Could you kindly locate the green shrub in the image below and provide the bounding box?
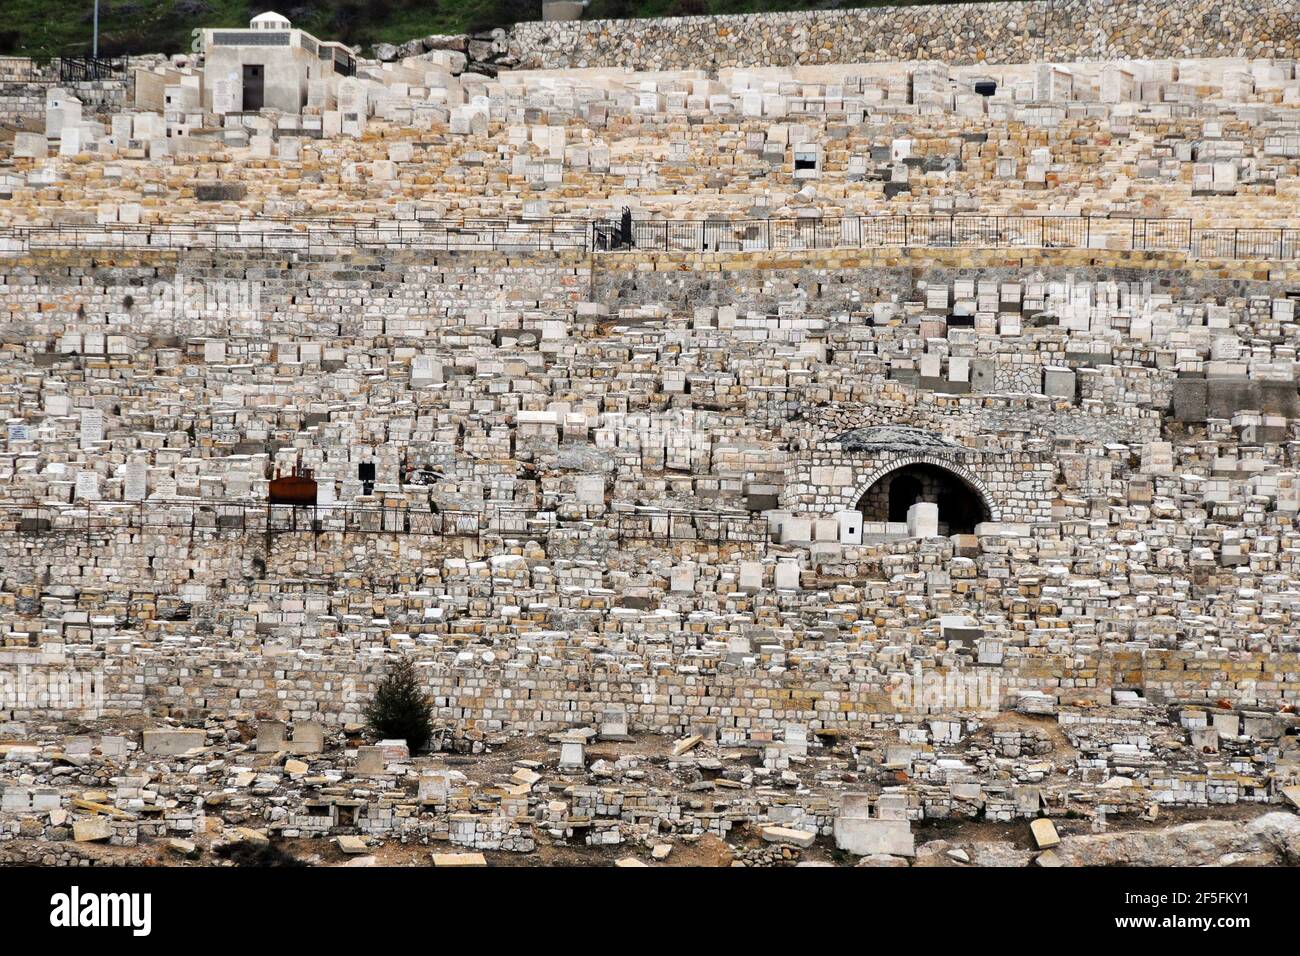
[364,656,434,753]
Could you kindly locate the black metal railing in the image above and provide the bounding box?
[58,56,130,83]
[592,214,1300,261]
[1191,227,1300,261]
[1,217,591,254]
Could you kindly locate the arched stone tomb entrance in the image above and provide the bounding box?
[781,426,1051,546]
[856,461,992,536]
[820,427,1013,544]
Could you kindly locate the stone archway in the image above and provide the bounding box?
[850,455,1000,531]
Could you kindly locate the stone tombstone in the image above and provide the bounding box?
[599,705,629,739]
[80,408,103,449]
[558,740,585,770]
[833,792,915,857]
[256,721,288,752]
[212,74,241,115]
[907,502,939,538]
[355,746,386,774]
[835,509,863,544]
[575,475,604,505]
[337,78,367,118]
[418,771,456,802]
[124,460,148,501]
[75,471,100,501]
[412,355,439,386]
[13,132,48,159]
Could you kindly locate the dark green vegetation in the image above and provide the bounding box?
[364,656,435,754]
[1,0,977,60]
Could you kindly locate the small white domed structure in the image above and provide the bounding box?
[250,11,291,30]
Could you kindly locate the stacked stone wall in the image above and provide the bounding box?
[508,0,1300,71]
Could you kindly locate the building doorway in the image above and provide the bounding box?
[242,64,265,111]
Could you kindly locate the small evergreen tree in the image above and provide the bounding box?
[364,657,434,753]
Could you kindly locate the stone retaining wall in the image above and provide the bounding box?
[8,643,1299,729]
[591,246,1300,313]
[0,248,590,340]
[0,79,128,125]
[12,245,1294,345]
[507,0,1300,71]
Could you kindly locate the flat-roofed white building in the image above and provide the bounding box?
[200,11,355,115]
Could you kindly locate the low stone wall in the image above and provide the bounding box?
[8,642,1299,729]
[507,0,1300,71]
[0,79,128,124]
[591,246,1300,314]
[0,248,590,340]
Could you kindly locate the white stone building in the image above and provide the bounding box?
[200,11,355,115]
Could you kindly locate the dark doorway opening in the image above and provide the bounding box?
[887,474,923,523]
[242,64,265,111]
[358,462,375,496]
[858,463,990,535]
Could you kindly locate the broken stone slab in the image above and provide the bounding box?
[762,825,816,848]
[142,728,206,755]
[71,798,133,820]
[336,835,369,855]
[1030,818,1061,849]
[230,827,269,847]
[672,734,702,756]
[614,857,650,867]
[834,817,915,858]
[432,852,487,866]
[73,817,112,842]
[511,767,541,787]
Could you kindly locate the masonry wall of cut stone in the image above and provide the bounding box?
[0,249,590,340]
[8,643,1300,729]
[784,446,1056,523]
[591,248,1300,314]
[0,79,129,124]
[507,0,1300,71]
[4,246,1293,341]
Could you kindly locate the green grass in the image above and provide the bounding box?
[1,0,983,61]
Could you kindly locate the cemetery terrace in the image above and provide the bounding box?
[0,4,1298,868]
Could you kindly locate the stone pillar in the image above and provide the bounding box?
[906,502,939,538]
